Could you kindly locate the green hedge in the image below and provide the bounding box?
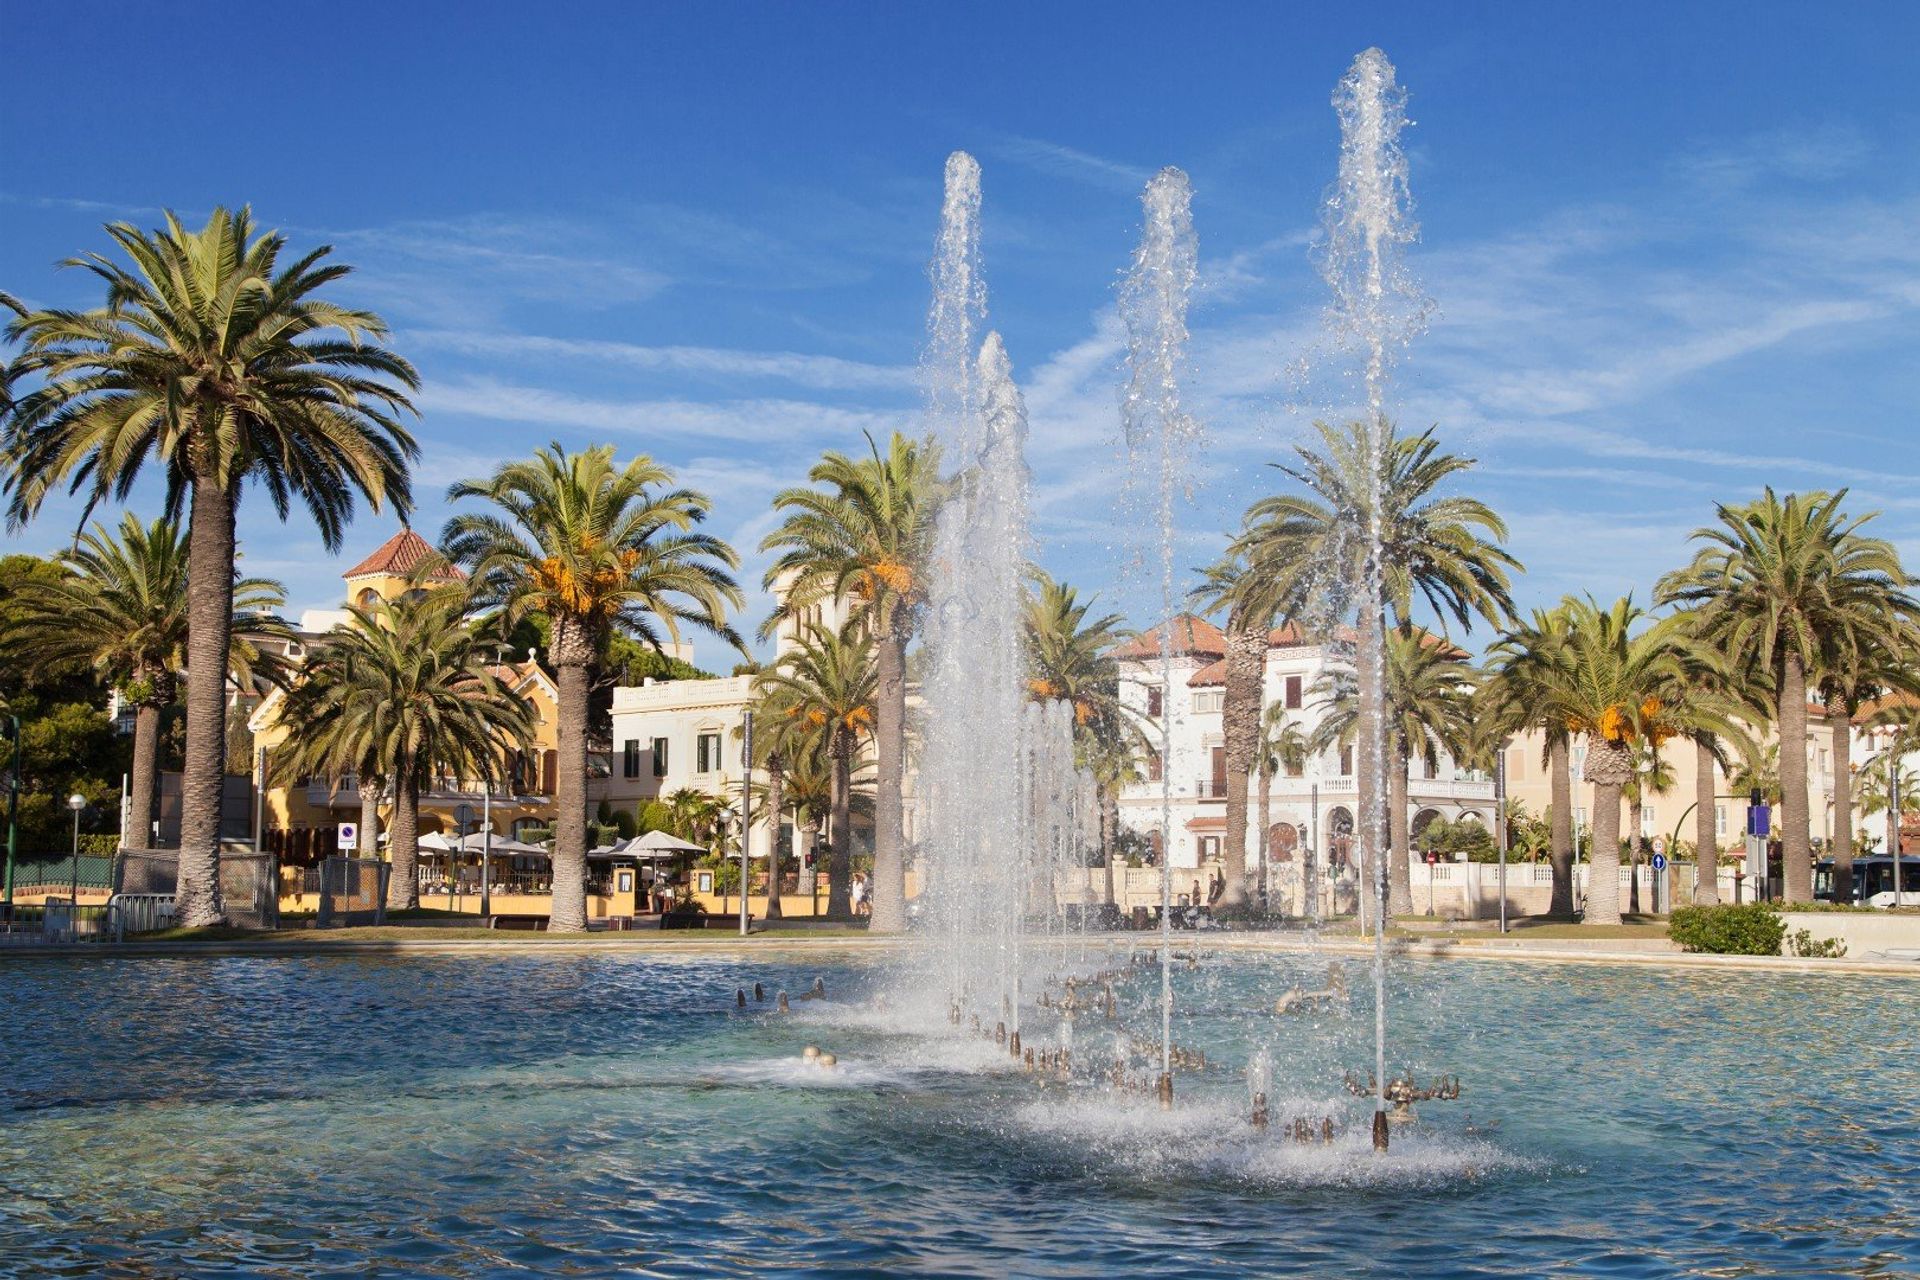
[1669,902,1786,955]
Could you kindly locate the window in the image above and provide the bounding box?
[1339,746,1354,776]
[651,738,668,778]
[1285,675,1303,709]
[1642,806,1655,835]
[1192,689,1223,713]
[1286,755,1304,779]
[696,731,722,773]
[1716,805,1727,837]
[1199,836,1220,861]
[1146,686,1164,718]
[1147,750,1163,782]
[623,740,641,779]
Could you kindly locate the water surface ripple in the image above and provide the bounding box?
[1,953,1914,1277]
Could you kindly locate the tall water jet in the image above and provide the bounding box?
[1118,166,1200,1096]
[1320,47,1431,1150]
[913,153,1100,1036]
[922,151,986,442]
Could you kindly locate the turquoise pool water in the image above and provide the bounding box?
[1,950,1914,1277]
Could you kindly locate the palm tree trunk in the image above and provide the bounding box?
[869,623,908,933]
[1355,613,1388,925]
[764,763,785,920]
[1549,736,1574,916]
[386,778,420,911]
[1389,742,1414,914]
[1694,736,1719,905]
[176,472,236,928]
[1586,779,1625,925]
[1257,754,1274,914]
[358,783,380,857]
[1218,619,1265,911]
[828,740,852,920]
[1628,796,1643,913]
[1779,654,1813,902]
[1584,739,1633,926]
[549,626,592,933]
[1830,699,1854,903]
[127,696,162,850]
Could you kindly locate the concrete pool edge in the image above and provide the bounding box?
[4,929,1919,976]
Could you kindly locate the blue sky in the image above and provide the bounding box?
[6,2,1920,665]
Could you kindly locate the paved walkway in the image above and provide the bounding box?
[3,926,1917,976]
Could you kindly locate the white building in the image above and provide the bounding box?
[603,574,859,872]
[1113,614,1496,882]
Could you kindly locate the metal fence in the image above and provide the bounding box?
[0,899,113,943]
[317,857,389,927]
[9,855,116,895]
[113,849,280,930]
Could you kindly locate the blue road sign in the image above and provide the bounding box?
[1651,852,1668,872]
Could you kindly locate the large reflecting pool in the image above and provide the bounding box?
[1,948,1915,1277]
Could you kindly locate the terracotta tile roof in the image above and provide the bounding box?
[343,530,465,582]
[1114,614,1226,660]
[1189,658,1227,688]
[1830,691,1920,724]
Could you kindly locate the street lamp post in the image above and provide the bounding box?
[67,793,86,938]
[3,714,20,915]
[739,709,754,938]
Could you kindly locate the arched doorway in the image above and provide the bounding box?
[1412,809,1444,841]
[1327,807,1354,872]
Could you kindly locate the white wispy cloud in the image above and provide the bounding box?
[403,329,914,393]
[416,378,900,446]
[1675,123,1873,190]
[992,135,1153,190]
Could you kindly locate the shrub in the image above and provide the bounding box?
[79,833,121,857]
[1786,928,1848,959]
[1669,902,1786,955]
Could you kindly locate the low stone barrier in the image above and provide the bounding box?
[1776,911,1920,958]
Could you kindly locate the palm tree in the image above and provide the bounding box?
[761,432,940,935]
[781,746,836,901]
[1315,626,1476,914]
[1527,597,1743,925]
[1023,570,1140,909]
[1253,701,1311,912]
[0,290,23,417]
[1658,489,1920,903]
[739,693,815,920]
[275,587,535,910]
[444,444,743,932]
[1190,553,1284,912]
[752,621,877,920]
[4,514,286,851]
[3,209,417,926]
[1814,623,1919,901]
[1485,606,1579,915]
[1234,419,1517,917]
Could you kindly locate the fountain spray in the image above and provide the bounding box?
[1119,167,1200,1103]
[1321,48,1431,1151]
[916,152,1100,1035]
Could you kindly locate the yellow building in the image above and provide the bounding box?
[248,530,626,916]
